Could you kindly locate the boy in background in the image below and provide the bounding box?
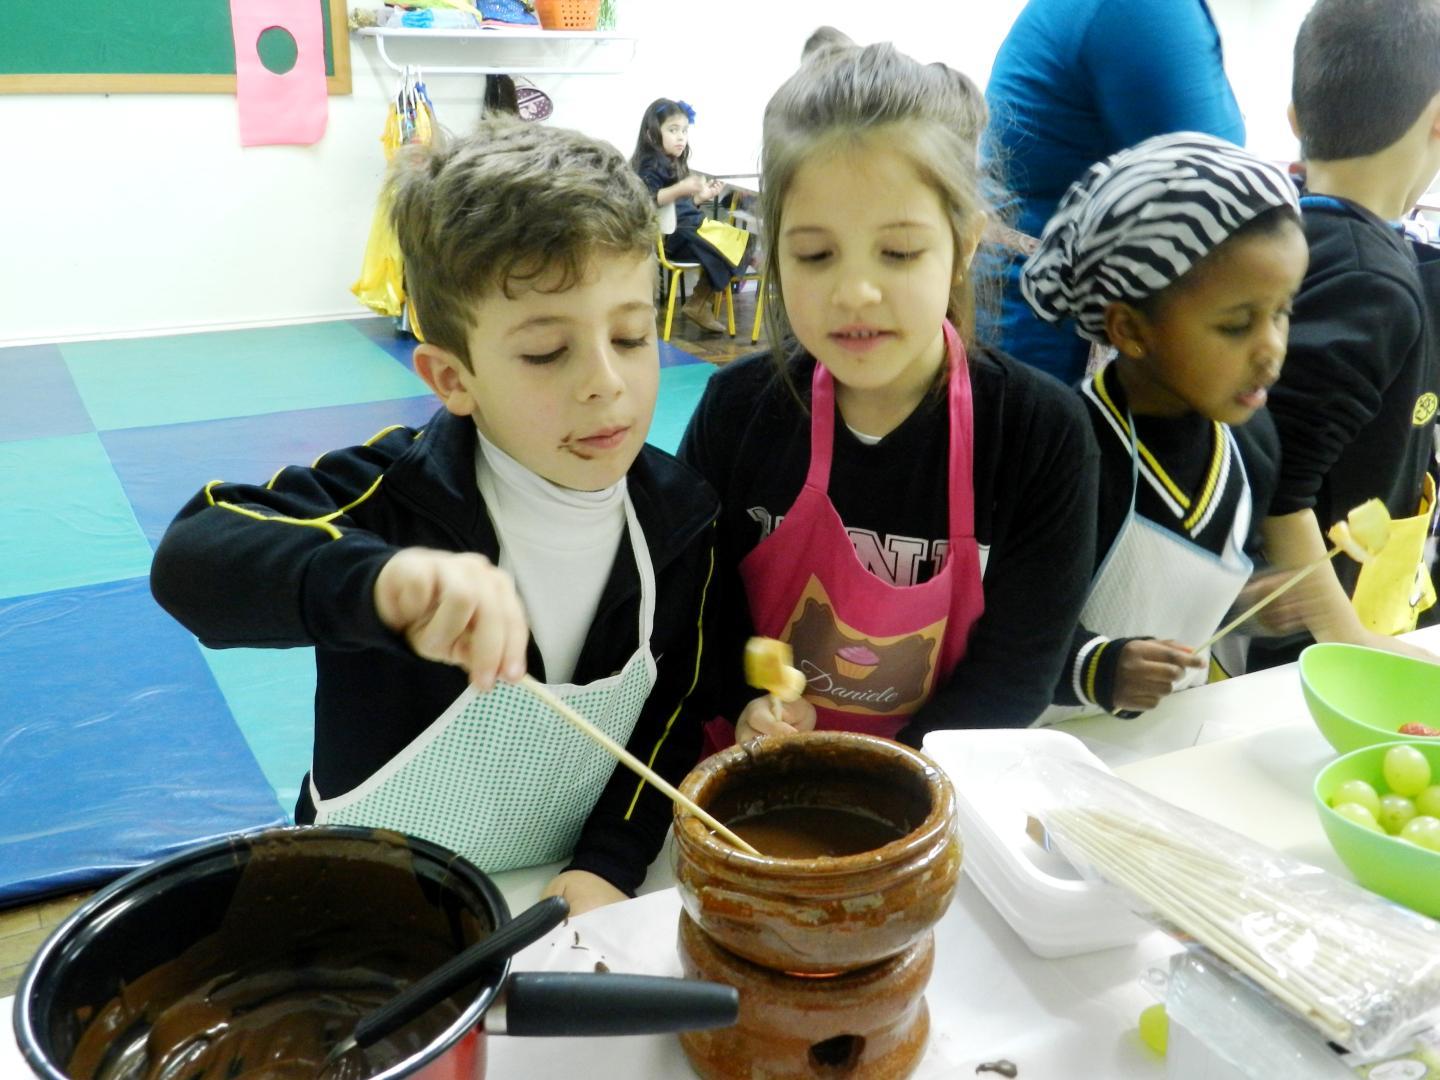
[152,120,719,915]
[1254,0,1440,668]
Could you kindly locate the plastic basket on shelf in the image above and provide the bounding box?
[534,0,600,29]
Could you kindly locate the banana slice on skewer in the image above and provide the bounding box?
[1326,498,1392,563]
[1195,498,1397,654]
[744,637,807,702]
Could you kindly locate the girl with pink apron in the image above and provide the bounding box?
[703,322,985,750]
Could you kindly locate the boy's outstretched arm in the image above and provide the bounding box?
[151,429,530,688]
[151,440,408,653]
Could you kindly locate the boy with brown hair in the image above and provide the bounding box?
[152,119,719,915]
[1253,0,1440,668]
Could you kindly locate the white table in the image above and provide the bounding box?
[7,629,1437,1079]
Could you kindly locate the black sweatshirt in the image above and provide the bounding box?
[1267,196,1439,588]
[150,408,718,895]
[1252,195,1440,667]
[678,346,1100,746]
[1053,364,1281,710]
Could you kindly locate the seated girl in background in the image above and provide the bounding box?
[630,98,751,334]
[1021,133,1309,719]
[679,32,1100,749]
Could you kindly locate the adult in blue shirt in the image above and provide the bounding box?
[985,0,1245,384]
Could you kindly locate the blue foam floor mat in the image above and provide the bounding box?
[0,578,286,904]
[0,317,714,908]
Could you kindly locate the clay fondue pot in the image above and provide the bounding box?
[672,732,961,976]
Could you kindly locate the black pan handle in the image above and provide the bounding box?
[350,896,569,1051]
[485,972,739,1037]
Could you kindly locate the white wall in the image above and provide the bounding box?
[1211,0,1313,162]
[0,0,1305,347]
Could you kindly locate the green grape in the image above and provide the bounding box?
[1401,815,1440,853]
[1333,801,1384,832]
[1383,745,1432,797]
[1415,785,1440,818]
[1331,779,1381,818]
[1378,794,1418,835]
[1137,1003,1168,1056]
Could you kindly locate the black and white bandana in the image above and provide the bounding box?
[1020,132,1300,344]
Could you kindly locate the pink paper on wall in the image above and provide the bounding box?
[229,0,328,146]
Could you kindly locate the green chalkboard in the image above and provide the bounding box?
[0,1,350,94]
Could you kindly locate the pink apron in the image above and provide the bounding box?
[706,321,985,750]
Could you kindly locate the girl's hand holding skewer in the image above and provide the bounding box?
[736,694,817,742]
[738,637,814,742]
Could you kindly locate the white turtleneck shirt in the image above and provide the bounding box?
[475,431,628,685]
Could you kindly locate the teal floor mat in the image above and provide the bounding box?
[62,322,430,431]
[649,362,715,455]
[0,434,154,599]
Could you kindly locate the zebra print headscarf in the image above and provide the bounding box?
[1020,132,1300,344]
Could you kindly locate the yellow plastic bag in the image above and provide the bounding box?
[697,218,750,268]
[350,192,407,318]
[351,72,436,316]
[1352,473,1438,635]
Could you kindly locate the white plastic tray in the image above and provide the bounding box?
[923,728,1150,958]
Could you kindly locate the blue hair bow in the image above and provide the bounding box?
[658,100,697,124]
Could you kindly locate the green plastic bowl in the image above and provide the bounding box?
[1313,739,1440,917]
[1299,643,1440,753]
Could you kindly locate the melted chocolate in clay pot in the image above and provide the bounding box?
[728,805,906,860]
[63,832,487,1080]
[673,732,962,1079]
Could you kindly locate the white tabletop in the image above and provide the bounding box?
[8,629,1438,1079]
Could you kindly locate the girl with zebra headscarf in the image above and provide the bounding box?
[1023,132,1309,720]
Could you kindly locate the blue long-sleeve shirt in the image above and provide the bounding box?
[985,0,1245,383]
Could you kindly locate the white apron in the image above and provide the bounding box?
[1036,376,1253,725]
[312,489,658,874]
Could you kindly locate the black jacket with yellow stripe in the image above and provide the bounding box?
[1251,194,1440,669]
[1266,196,1440,593]
[151,406,719,895]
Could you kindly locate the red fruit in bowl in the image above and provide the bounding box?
[1398,723,1440,737]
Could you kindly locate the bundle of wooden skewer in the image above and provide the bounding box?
[1036,759,1440,1056]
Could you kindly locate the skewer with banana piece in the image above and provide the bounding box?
[1193,498,1393,653]
[743,637,807,729]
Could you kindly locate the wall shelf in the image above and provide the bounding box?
[354,27,636,76]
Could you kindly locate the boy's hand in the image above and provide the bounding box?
[1112,639,1206,712]
[374,547,529,691]
[735,694,817,744]
[541,869,627,917]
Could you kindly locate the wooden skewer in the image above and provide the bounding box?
[1050,811,1355,1038]
[518,675,761,856]
[1192,547,1343,654]
[1068,809,1440,954]
[1049,807,1440,1042]
[767,693,788,726]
